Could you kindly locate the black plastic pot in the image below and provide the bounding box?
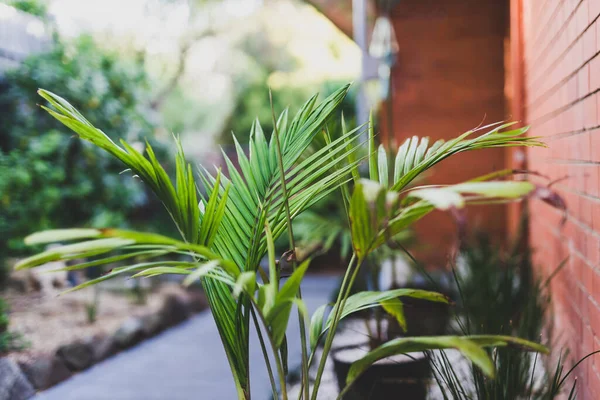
[332,343,430,400]
[388,295,450,339]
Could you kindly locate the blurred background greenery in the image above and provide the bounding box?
[0,0,359,268]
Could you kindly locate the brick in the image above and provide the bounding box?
[568,74,578,105]
[593,272,600,321]
[590,166,600,197]
[584,22,598,62]
[589,235,600,266]
[580,63,591,95]
[585,322,594,351]
[592,0,600,24]
[593,364,600,388]
[585,94,598,128]
[584,164,599,195]
[591,56,600,91]
[578,0,591,33]
[591,129,600,161]
[593,199,600,230]
[581,196,594,228]
[585,262,595,297]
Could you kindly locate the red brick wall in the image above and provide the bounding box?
[385,0,509,265]
[520,0,600,397]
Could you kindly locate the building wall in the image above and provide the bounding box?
[385,0,509,265]
[521,0,600,397]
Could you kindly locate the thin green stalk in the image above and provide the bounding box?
[270,91,310,399]
[296,253,356,400]
[310,253,360,400]
[250,306,278,399]
[321,127,351,213]
[297,257,353,400]
[250,299,288,400]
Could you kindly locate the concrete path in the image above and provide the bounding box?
[35,275,339,400]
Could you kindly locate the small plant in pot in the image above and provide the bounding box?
[17,85,559,399]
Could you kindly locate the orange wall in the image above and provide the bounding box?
[384,0,509,265]
[521,0,600,397]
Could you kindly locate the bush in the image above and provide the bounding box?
[0,299,7,334]
[0,298,26,353]
[220,78,356,146]
[0,35,169,259]
[218,28,356,145]
[2,0,47,17]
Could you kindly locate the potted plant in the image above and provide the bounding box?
[17,85,554,399]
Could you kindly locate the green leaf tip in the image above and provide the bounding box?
[25,228,102,245]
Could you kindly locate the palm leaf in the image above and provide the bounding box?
[364,121,544,190]
[200,85,361,274]
[38,89,248,396]
[369,180,536,252]
[344,335,548,392]
[309,288,450,350]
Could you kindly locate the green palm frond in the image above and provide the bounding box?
[199,84,362,273]
[37,89,250,395]
[309,288,449,350]
[366,121,545,190]
[349,178,536,259]
[38,89,201,243]
[15,228,236,290]
[197,87,361,394]
[343,335,548,395]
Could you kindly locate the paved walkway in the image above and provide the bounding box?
[36,275,339,400]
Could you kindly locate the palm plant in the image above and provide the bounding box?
[17,85,553,399]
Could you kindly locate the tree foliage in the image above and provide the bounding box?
[0,35,169,258]
[2,0,47,17]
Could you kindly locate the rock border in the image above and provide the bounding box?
[0,288,208,399]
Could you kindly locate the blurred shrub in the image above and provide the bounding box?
[0,299,7,334]
[0,35,169,259]
[0,298,26,353]
[220,77,356,146]
[219,26,356,145]
[2,0,47,17]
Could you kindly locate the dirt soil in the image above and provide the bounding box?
[3,283,186,364]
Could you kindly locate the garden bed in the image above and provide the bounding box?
[6,285,161,362]
[1,282,208,397]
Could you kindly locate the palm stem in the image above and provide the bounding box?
[310,253,360,399]
[250,306,278,399]
[250,300,288,400]
[270,91,310,399]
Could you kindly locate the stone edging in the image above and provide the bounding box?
[0,289,208,400]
